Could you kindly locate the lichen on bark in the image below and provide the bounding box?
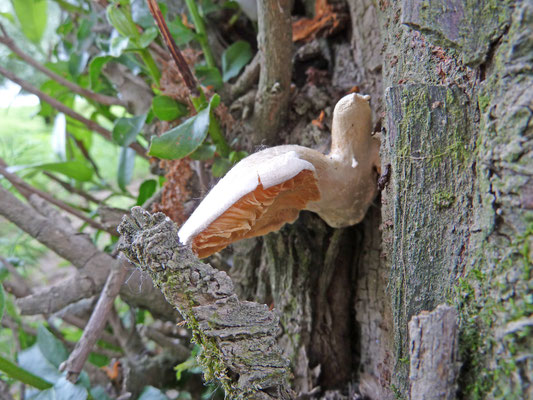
[118,207,294,399]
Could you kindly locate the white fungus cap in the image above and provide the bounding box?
[178,150,315,245]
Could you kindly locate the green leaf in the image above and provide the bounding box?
[136,179,157,206]
[152,95,188,121]
[222,40,252,81]
[37,326,68,369]
[34,377,88,400]
[168,16,197,46]
[112,114,146,146]
[89,56,112,88]
[52,113,67,160]
[138,386,168,400]
[139,26,158,48]
[0,354,53,390]
[229,150,248,164]
[118,147,136,191]
[149,94,220,160]
[212,157,232,177]
[195,66,223,90]
[91,386,113,400]
[9,161,93,182]
[11,0,48,43]
[18,345,62,384]
[68,51,89,77]
[106,4,140,39]
[189,144,216,160]
[109,36,130,57]
[0,12,16,23]
[0,285,5,322]
[130,0,155,28]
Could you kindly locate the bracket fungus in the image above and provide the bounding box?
[178,93,381,258]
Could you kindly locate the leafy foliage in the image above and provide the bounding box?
[0,0,254,397]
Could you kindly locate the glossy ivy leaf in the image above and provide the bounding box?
[89,56,112,88]
[112,114,146,146]
[136,179,157,206]
[189,144,216,160]
[138,386,168,400]
[149,94,220,160]
[118,147,136,191]
[18,345,62,384]
[212,157,232,177]
[195,66,223,90]
[222,40,252,81]
[139,26,158,48]
[152,96,188,121]
[11,0,48,43]
[34,377,88,400]
[8,161,93,182]
[37,326,68,369]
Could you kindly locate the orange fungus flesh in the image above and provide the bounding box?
[192,170,320,258]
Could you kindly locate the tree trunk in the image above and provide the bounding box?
[233,0,532,398]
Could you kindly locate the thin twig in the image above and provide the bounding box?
[61,314,120,347]
[0,65,148,160]
[0,162,113,235]
[43,172,102,205]
[146,0,199,95]
[0,25,126,107]
[62,257,129,383]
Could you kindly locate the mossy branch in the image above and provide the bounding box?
[118,207,295,399]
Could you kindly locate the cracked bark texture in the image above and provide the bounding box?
[117,207,294,400]
[380,0,532,398]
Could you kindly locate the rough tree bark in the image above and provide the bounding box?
[110,0,530,398]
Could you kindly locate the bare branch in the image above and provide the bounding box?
[0,26,126,107]
[0,256,31,297]
[62,257,129,383]
[253,0,293,144]
[0,162,113,234]
[0,65,148,160]
[0,185,179,319]
[118,207,294,399]
[43,172,101,205]
[408,304,461,400]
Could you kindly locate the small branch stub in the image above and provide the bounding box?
[408,304,461,400]
[118,207,294,399]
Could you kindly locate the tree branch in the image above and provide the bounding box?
[0,185,179,319]
[43,172,101,205]
[118,207,294,399]
[253,0,293,144]
[146,0,199,96]
[0,65,148,160]
[0,25,126,107]
[0,163,113,234]
[62,257,129,383]
[408,304,461,400]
